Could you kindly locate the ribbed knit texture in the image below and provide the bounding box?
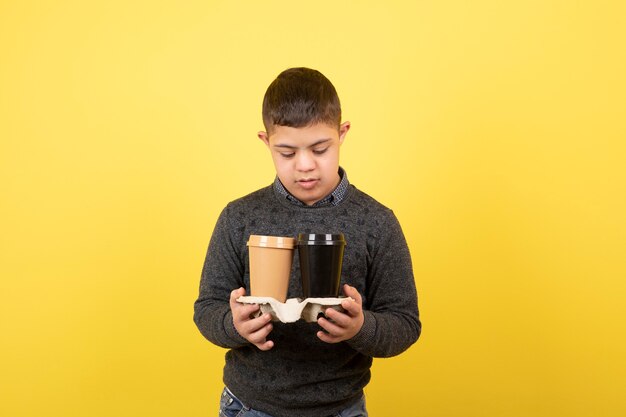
[194,184,421,417]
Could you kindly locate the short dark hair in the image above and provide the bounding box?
[262,67,341,134]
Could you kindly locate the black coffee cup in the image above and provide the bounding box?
[297,233,346,298]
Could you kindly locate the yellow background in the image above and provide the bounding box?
[1,1,625,416]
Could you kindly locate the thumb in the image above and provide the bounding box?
[230,287,246,304]
[342,284,362,305]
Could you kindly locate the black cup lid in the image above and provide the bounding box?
[296,233,346,245]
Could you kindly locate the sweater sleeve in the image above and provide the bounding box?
[193,204,250,349]
[346,211,421,357]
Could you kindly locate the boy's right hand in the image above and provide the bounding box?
[229,287,274,351]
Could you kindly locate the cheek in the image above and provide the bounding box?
[320,152,339,171]
[272,157,291,176]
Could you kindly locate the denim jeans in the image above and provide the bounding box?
[219,386,368,417]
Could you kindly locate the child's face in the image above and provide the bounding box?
[258,122,350,206]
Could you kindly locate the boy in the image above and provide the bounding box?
[194,67,421,417]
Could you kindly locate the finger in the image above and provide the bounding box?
[230,287,246,301]
[317,316,345,337]
[247,321,274,344]
[341,298,362,317]
[342,284,362,305]
[341,286,363,316]
[233,303,260,322]
[239,310,270,329]
[229,287,246,309]
[255,339,274,351]
[317,330,341,344]
[246,319,275,351]
[323,307,351,327]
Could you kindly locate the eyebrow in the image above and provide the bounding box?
[273,138,332,150]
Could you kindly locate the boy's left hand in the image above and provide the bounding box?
[317,284,364,344]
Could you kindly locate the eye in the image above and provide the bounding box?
[280,152,295,158]
[313,148,328,155]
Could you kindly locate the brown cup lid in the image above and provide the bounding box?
[247,235,296,249]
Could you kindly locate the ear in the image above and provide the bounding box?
[257,131,270,147]
[338,121,351,145]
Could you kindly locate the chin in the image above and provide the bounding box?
[296,193,321,206]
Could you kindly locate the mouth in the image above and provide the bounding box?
[296,178,319,190]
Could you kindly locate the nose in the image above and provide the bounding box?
[295,151,315,172]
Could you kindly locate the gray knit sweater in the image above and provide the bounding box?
[194,184,421,417]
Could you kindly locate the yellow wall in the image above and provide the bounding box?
[1,1,625,416]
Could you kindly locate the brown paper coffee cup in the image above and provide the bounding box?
[247,235,296,302]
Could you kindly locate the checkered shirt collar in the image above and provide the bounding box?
[273,167,349,207]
